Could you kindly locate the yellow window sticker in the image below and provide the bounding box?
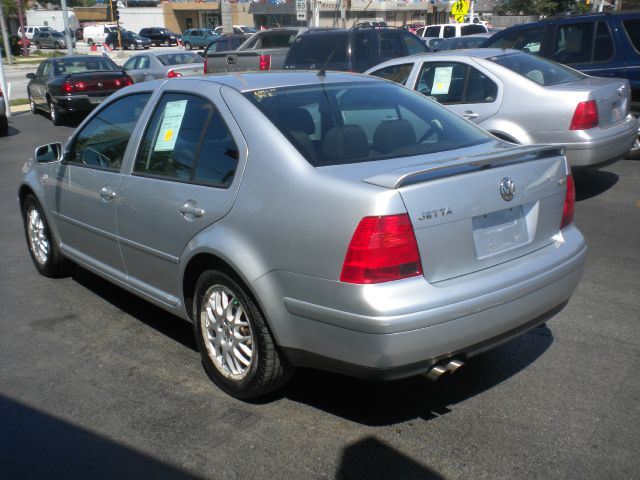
[432,66,453,95]
[154,100,188,152]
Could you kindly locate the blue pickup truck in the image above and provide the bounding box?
[484,11,640,156]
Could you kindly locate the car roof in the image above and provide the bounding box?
[128,71,378,94]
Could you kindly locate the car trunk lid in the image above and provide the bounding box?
[362,145,568,283]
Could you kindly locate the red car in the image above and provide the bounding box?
[403,23,425,34]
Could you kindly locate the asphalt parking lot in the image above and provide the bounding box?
[1,112,639,479]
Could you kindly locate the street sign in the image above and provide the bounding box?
[451,0,469,23]
[296,0,307,21]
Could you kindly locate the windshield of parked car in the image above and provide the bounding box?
[488,52,585,86]
[244,81,491,167]
[53,57,119,75]
[157,52,203,65]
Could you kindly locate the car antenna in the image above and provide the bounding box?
[317,0,373,78]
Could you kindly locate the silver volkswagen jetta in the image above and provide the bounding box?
[19,72,587,399]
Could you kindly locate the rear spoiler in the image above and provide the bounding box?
[363,145,565,189]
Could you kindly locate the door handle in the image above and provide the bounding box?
[180,201,204,219]
[99,186,116,201]
[461,111,479,119]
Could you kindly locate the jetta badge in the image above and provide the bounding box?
[500,177,516,201]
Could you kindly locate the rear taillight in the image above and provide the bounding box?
[167,69,182,78]
[561,175,575,229]
[124,76,133,86]
[340,214,423,284]
[570,100,598,130]
[259,54,271,71]
[63,81,73,93]
[204,57,208,74]
[75,81,86,91]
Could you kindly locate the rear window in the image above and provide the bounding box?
[53,57,119,75]
[485,26,544,54]
[244,81,490,167]
[489,52,585,86]
[260,33,297,48]
[288,33,347,64]
[157,52,203,66]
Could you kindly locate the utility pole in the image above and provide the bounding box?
[0,0,13,65]
[60,0,74,56]
[16,0,28,57]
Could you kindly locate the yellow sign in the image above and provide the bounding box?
[452,0,469,23]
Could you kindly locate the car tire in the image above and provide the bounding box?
[29,94,37,114]
[184,42,192,50]
[48,99,63,126]
[164,39,171,47]
[35,41,41,49]
[22,194,72,278]
[193,270,293,399]
[0,116,7,136]
[128,43,136,51]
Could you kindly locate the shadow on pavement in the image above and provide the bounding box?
[3,124,20,136]
[337,437,444,480]
[574,169,619,201]
[284,323,554,426]
[0,394,197,479]
[71,267,197,352]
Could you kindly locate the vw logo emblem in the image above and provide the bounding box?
[97,82,103,88]
[500,177,516,201]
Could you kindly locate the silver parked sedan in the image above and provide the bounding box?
[366,49,638,169]
[19,72,587,399]
[122,51,204,82]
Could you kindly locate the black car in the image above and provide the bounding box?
[105,31,152,50]
[139,27,179,46]
[284,27,428,73]
[26,56,133,125]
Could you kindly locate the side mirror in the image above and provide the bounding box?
[26,72,35,80]
[34,143,62,163]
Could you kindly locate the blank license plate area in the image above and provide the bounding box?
[473,206,528,258]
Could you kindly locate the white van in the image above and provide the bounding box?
[415,23,488,49]
[20,26,56,40]
[83,24,119,46]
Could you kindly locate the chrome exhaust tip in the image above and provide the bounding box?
[445,359,466,375]
[425,364,449,381]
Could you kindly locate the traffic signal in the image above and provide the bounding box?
[110,0,120,22]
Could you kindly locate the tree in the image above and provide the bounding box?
[1,0,17,16]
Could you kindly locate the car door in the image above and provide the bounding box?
[413,60,500,123]
[30,61,49,108]
[49,93,152,277]
[116,83,246,304]
[123,55,151,82]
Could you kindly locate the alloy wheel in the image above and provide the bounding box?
[26,206,49,265]
[200,285,254,380]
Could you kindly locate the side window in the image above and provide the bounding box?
[487,27,543,55]
[123,57,137,71]
[594,22,614,62]
[443,26,456,39]
[416,61,467,104]
[134,93,239,188]
[553,22,595,64]
[354,31,372,61]
[69,93,151,171]
[42,62,51,78]
[465,67,497,103]
[369,63,414,86]
[138,56,150,69]
[623,19,640,53]
[36,62,46,77]
[425,26,440,37]
[379,32,404,59]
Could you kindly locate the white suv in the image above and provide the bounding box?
[415,23,488,48]
[20,26,56,40]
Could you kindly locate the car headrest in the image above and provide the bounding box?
[373,119,416,155]
[321,125,369,163]
[277,108,315,135]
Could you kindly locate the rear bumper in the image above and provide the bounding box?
[532,115,638,169]
[261,226,587,380]
[53,94,109,113]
